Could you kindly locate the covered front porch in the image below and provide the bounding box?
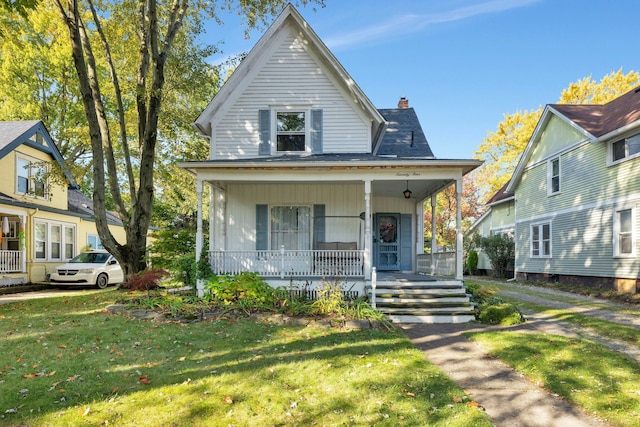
[181,158,479,298]
[0,211,28,287]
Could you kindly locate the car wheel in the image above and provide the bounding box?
[96,273,109,289]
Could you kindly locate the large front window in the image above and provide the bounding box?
[531,222,551,257]
[614,208,635,257]
[276,112,306,152]
[612,133,640,163]
[270,206,310,250]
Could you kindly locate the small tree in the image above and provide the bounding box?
[479,234,514,279]
[466,250,478,275]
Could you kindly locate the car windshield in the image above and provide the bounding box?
[69,252,110,264]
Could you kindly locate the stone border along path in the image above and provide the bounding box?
[403,282,640,427]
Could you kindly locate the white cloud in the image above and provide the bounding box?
[324,0,541,50]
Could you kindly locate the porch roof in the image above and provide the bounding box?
[178,154,481,174]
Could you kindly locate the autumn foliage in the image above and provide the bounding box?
[120,269,169,292]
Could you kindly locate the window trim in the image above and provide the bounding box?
[530,221,552,258]
[608,132,640,166]
[15,154,49,200]
[272,108,310,154]
[33,220,76,262]
[613,206,636,258]
[547,157,560,196]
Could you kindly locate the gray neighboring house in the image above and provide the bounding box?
[506,86,640,293]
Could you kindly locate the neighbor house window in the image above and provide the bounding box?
[34,220,76,261]
[87,234,103,250]
[548,157,560,195]
[270,206,311,250]
[16,156,47,198]
[611,133,640,163]
[531,222,551,257]
[276,112,306,152]
[614,208,635,257]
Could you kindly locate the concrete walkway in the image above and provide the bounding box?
[403,321,608,427]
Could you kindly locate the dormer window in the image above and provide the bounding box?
[277,112,306,152]
[611,133,640,163]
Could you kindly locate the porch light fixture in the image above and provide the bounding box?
[403,181,412,199]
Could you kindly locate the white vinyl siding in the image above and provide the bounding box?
[213,24,370,159]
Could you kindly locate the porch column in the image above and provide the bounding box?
[416,201,424,255]
[20,215,26,273]
[455,178,463,281]
[364,180,372,280]
[430,195,437,276]
[195,178,204,298]
[209,185,215,252]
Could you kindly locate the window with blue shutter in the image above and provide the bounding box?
[256,204,268,250]
[258,110,271,155]
[310,109,323,154]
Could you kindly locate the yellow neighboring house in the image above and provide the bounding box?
[0,120,126,286]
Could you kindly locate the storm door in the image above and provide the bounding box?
[374,214,400,271]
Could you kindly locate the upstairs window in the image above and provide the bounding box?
[611,133,640,163]
[548,157,560,195]
[16,156,47,198]
[276,112,306,152]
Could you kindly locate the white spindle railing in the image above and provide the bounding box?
[0,250,22,273]
[208,249,365,278]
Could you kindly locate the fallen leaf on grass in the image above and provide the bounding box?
[58,345,67,349]
[223,396,233,404]
[139,375,151,385]
[406,392,415,397]
[452,396,463,403]
[22,373,39,379]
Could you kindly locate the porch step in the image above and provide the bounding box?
[367,279,475,324]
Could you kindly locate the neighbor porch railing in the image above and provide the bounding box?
[207,249,364,278]
[0,250,22,273]
[416,251,456,277]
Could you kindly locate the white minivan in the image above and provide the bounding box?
[50,250,124,289]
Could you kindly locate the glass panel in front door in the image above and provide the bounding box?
[377,215,399,270]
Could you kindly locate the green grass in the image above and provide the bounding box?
[468,331,640,427]
[0,290,491,426]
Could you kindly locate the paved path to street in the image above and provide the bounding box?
[403,283,640,427]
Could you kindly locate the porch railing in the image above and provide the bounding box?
[417,251,456,277]
[207,249,364,278]
[0,250,22,273]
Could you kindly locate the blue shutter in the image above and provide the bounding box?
[258,110,271,155]
[256,204,268,250]
[314,204,325,247]
[400,214,412,271]
[310,109,323,154]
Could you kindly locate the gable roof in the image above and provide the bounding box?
[193,4,386,149]
[507,85,640,193]
[376,108,434,158]
[0,120,77,188]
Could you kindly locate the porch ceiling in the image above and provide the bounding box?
[371,179,452,200]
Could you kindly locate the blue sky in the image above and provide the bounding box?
[206,0,640,159]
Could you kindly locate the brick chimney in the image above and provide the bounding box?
[398,96,409,109]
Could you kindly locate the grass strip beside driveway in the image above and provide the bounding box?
[0,290,492,426]
[469,331,640,427]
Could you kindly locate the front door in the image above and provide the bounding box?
[375,214,400,271]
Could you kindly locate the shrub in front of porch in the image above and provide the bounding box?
[465,281,525,326]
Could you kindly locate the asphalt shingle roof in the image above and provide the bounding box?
[551,85,640,138]
[376,108,434,158]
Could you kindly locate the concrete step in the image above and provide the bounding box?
[368,282,463,290]
[376,297,471,307]
[369,288,467,296]
[387,314,476,324]
[382,306,476,315]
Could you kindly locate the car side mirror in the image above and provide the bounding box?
[109,259,118,265]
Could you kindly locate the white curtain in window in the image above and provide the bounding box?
[271,206,310,250]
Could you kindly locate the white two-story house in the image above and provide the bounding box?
[179,5,481,300]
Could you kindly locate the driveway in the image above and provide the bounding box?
[0,288,100,305]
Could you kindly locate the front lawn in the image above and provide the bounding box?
[0,290,491,426]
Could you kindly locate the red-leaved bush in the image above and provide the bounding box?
[121,269,169,292]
